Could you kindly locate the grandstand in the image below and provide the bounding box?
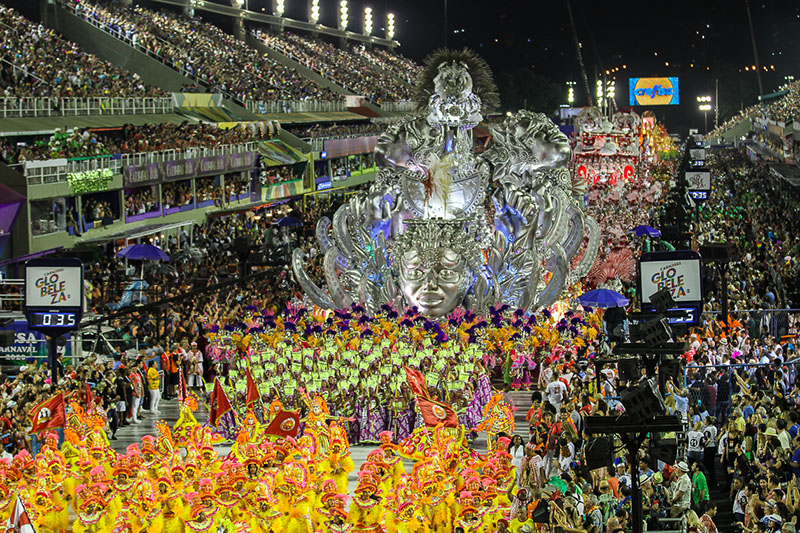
[0,1,420,267]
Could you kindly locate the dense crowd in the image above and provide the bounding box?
[255,30,413,103]
[286,121,383,139]
[68,0,339,103]
[709,81,800,139]
[0,5,165,98]
[3,121,272,163]
[125,186,159,217]
[351,44,422,86]
[700,149,800,311]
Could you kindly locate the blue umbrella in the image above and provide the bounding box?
[577,289,629,308]
[117,244,169,261]
[274,216,303,227]
[630,225,661,238]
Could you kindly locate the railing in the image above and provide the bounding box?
[23,142,258,185]
[246,99,348,114]
[0,279,24,312]
[380,100,417,112]
[300,134,378,153]
[0,97,174,118]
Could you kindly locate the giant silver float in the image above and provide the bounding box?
[293,50,600,317]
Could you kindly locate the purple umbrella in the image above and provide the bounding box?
[577,289,629,309]
[117,244,170,261]
[630,225,661,238]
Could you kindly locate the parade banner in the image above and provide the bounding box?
[124,152,259,186]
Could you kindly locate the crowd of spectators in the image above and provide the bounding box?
[82,197,115,224]
[699,149,800,312]
[0,5,164,98]
[286,121,383,139]
[255,30,413,103]
[194,178,222,204]
[2,121,271,163]
[125,186,159,217]
[68,0,339,104]
[351,44,422,85]
[161,180,193,209]
[709,81,800,139]
[223,173,251,201]
[261,164,304,186]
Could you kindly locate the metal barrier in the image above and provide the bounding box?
[247,100,347,114]
[683,360,800,422]
[23,141,258,185]
[0,97,174,118]
[380,100,417,112]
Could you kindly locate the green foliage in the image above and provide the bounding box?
[67,169,114,195]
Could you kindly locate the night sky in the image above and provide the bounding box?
[272,0,800,132]
[13,0,800,133]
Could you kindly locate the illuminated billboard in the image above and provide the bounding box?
[629,77,680,106]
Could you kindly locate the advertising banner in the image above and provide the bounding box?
[124,163,161,186]
[163,158,197,182]
[685,171,711,190]
[24,265,83,308]
[124,152,259,186]
[629,77,680,106]
[639,257,702,303]
[323,136,379,159]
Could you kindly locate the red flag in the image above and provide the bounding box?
[416,396,459,428]
[263,410,300,438]
[404,366,430,399]
[6,494,36,532]
[208,378,232,428]
[178,367,188,403]
[29,392,66,434]
[245,367,260,406]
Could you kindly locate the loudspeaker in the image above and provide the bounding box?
[639,318,673,346]
[649,288,676,315]
[621,378,667,424]
[700,243,736,262]
[618,358,639,381]
[585,436,612,470]
[649,432,678,464]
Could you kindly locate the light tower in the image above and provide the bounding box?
[386,12,395,39]
[364,7,373,35]
[338,0,348,31]
[274,0,285,16]
[309,0,319,23]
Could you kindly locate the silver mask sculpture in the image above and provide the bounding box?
[293,49,600,317]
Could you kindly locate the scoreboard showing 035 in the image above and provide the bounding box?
[24,257,84,334]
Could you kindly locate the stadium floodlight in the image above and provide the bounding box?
[698,104,712,111]
[364,7,373,35]
[310,0,320,23]
[566,81,575,105]
[387,12,395,39]
[274,0,285,16]
[696,95,712,103]
[606,79,616,100]
[339,0,349,30]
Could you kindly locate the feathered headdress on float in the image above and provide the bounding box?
[413,48,500,114]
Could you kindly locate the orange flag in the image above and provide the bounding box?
[208,378,232,428]
[404,365,430,399]
[29,392,66,434]
[245,367,260,406]
[263,410,300,438]
[416,396,459,428]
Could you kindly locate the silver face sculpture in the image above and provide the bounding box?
[292,49,599,317]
